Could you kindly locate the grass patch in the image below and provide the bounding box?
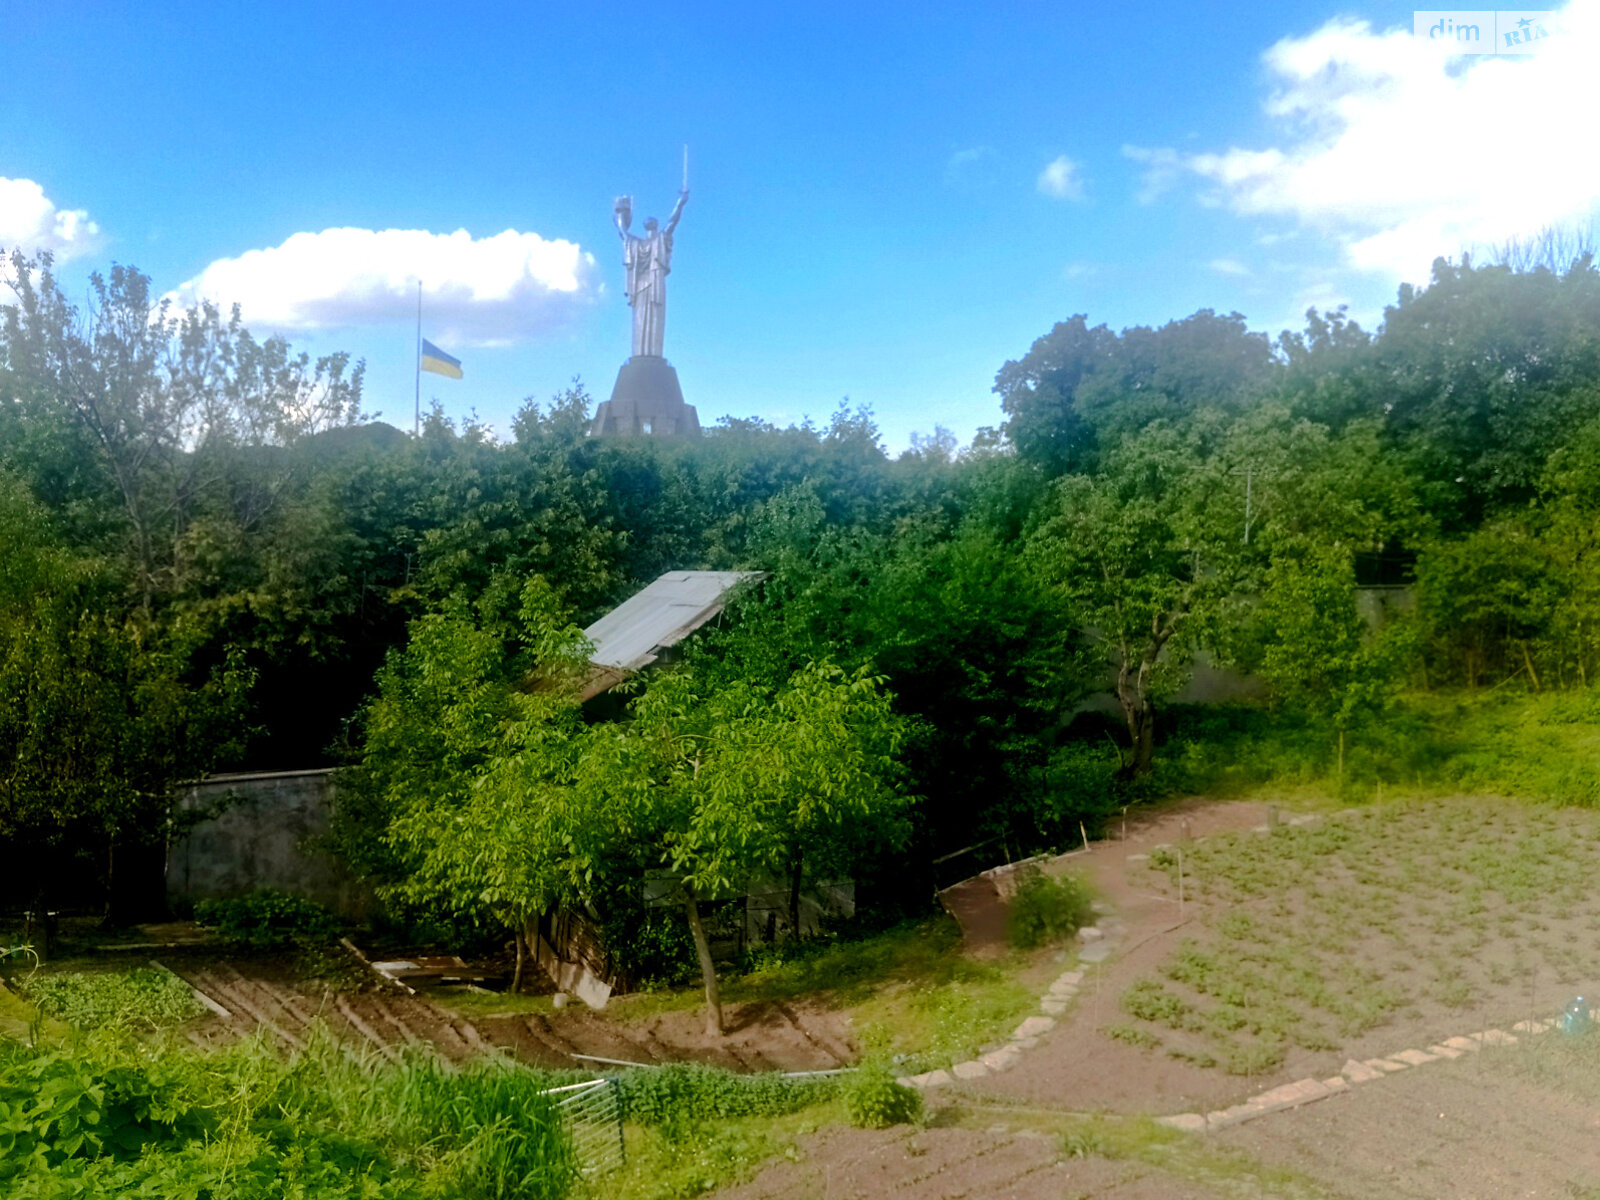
[607,1103,841,1200]
[598,916,1038,1071]
[1142,690,1600,806]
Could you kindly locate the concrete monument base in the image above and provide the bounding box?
[589,356,700,438]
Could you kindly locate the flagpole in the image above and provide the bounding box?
[414,280,422,437]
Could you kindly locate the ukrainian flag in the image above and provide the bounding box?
[420,339,463,379]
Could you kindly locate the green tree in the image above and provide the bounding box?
[995,310,1274,474]
[1412,524,1555,688]
[1027,423,1242,777]
[1,251,365,613]
[0,473,249,915]
[340,577,610,990]
[1535,416,1600,685]
[1254,542,1413,783]
[1374,255,1600,524]
[613,662,912,1035]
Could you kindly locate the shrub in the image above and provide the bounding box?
[614,1063,835,1138]
[1008,867,1094,949]
[841,1060,922,1129]
[21,969,201,1031]
[194,889,340,948]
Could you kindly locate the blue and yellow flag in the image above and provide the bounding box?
[420,339,463,379]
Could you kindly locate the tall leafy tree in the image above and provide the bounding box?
[613,662,911,1035]
[1254,542,1414,781]
[995,310,1275,474]
[0,473,249,915]
[1027,422,1243,777]
[1,251,365,613]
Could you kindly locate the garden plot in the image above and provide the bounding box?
[1114,801,1600,1075]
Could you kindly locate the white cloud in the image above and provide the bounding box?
[1037,155,1086,201]
[1151,1,1600,281]
[1208,258,1251,276]
[1123,145,1182,205]
[170,226,598,346]
[0,178,102,260]
[1063,261,1100,279]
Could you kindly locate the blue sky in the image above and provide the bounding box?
[4,1,1596,449]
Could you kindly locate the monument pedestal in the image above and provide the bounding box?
[589,356,701,438]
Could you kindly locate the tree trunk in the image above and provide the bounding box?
[788,848,804,944]
[512,922,526,995]
[684,886,723,1037]
[1124,699,1157,778]
[1115,623,1169,779]
[1521,642,1542,692]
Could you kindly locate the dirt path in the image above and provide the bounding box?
[711,1122,1233,1200]
[946,799,1276,1115]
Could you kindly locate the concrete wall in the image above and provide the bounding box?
[166,768,369,920]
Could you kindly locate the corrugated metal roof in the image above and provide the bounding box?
[583,570,762,673]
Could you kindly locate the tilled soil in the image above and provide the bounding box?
[474,998,856,1072]
[167,959,854,1072]
[171,961,494,1062]
[713,1123,1236,1199]
[1218,1051,1600,1199]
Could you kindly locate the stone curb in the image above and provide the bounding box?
[1156,1018,1565,1134]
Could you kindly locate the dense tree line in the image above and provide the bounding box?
[7,244,1600,941]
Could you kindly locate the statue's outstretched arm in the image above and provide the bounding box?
[613,196,632,240]
[665,189,688,235]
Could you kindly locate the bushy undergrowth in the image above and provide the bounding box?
[21,968,202,1032]
[616,1063,836,1138]
[1007,867,1094,949]
[840,1060,921,1129]
[0,1032,578,1199]
[1104,691,1600,807]
[195,889,341,948]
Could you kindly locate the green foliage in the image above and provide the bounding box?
[20,969,201,1032]
[704,497,1091,859]
[615,1064,835,1135]
[0,1033,578,1200]
[840,1060,922,1129]
[340,576,608,942]
[625,660,913,904]
[1253,542,1415,756]
[601,907,700,989]
[994,309,1274,474]
[194,889,341,948]
[1028,423,1244,775]
[1007,867,1094,949]
[0,472,250,891]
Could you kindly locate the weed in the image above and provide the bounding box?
[20,969,200,1032]
[1122,980,1190,1026]
[841,1061,922,1129]
[1105,1024,1161,1048]
[1061,1127,1109,1158]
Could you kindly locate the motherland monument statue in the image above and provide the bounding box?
[589,149,702,438]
